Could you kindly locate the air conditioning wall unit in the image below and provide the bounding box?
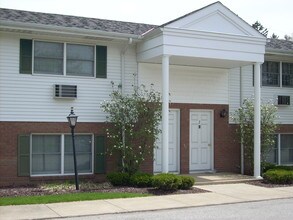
[54,84,77,98]
[277,95,290,106]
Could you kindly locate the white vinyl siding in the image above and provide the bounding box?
[139,63,228,104]
[0,33,133,122]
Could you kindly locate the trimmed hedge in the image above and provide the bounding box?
[179,176,195,190]
[106,172,130,186]
[107,172,196,190]
[151,174,196,190]
[263,169,293,184]
[129,173,153,187]
[152,173,182,190]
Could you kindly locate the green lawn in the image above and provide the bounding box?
[0,192,151,206]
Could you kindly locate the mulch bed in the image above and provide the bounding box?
[246,180,293,188]
[0,184,208,198]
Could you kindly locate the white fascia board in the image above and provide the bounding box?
[0,20,142,41]
[162,27,267,46]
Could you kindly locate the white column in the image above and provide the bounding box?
[254,62,262,179]
[162,55,169,173]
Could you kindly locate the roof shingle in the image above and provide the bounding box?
[0,8,157,36]
[266,38,293,53]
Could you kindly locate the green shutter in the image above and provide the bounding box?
[18,135,30,176]
[94,136,106,173]
[19,39,32,74]
[96,45,107,78]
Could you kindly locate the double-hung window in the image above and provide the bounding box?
[34,41,64,75]
[282,63,293,87]
[66,44,94,77]
[31,134,93,176]
[266,134,293,165]
[20,39,107,78]
[261,61,293,87]
[262,61,280,86]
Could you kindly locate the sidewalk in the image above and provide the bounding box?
[1,183,293,220]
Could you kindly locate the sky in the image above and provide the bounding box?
[1,0,292,39]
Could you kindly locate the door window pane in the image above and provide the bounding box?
[34,41,63,75]
[66,44,94,77]
[280,134,293,165]
[32,135,61,175]
[64,135,92,173]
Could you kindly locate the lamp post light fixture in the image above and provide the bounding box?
[67,107,79,190]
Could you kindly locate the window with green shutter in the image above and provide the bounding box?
[96,46,107,78]
[94,136,106,173]
[19,39,32,74]
[18,135,30,176]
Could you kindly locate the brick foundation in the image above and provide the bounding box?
[2,109,289,186]
[0,121,153,186]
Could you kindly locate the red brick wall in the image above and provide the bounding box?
[0,121,153,186]
[171,103,240,174]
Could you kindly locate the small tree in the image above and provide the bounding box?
[231,98,278,174]
[252,21,268,37]
[101,81,162,175]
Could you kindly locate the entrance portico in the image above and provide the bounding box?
[137,2,266,177]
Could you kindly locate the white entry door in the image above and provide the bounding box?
[154,110,179,173]
[190,110,213,171]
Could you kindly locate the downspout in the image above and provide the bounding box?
[240,66,244,174]
[120,37,133,94]
[120,38,133,170]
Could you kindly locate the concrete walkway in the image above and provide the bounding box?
[1,183,293,220]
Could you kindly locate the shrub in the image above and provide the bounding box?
[261,162,276,174]
[129,172,153,187]
[106,172,130,186]
[152,173,182,190]
[274,166,293,171]
[263,169,293,184]
[179,176,195,189]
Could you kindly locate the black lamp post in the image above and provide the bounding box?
[67,107,79,190]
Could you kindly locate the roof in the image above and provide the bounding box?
[160,1,220,27]
[0,8,157,36]
[266,38,293,53]
[0,7,292,55]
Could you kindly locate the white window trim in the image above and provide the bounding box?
[32,40,96,78]
[30,133,94,177]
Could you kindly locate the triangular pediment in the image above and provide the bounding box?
[164,2,263,37]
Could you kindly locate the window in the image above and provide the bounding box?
[282,63,293,87]
[19,39,107,78]
[67,44,94,77]
[261,61,293,87]
[34,41,63,75]
[64,135,92,173]
[266,134,293,165]
[31,134,93,176]
[32,135,61,175]
[262,61,280,86]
